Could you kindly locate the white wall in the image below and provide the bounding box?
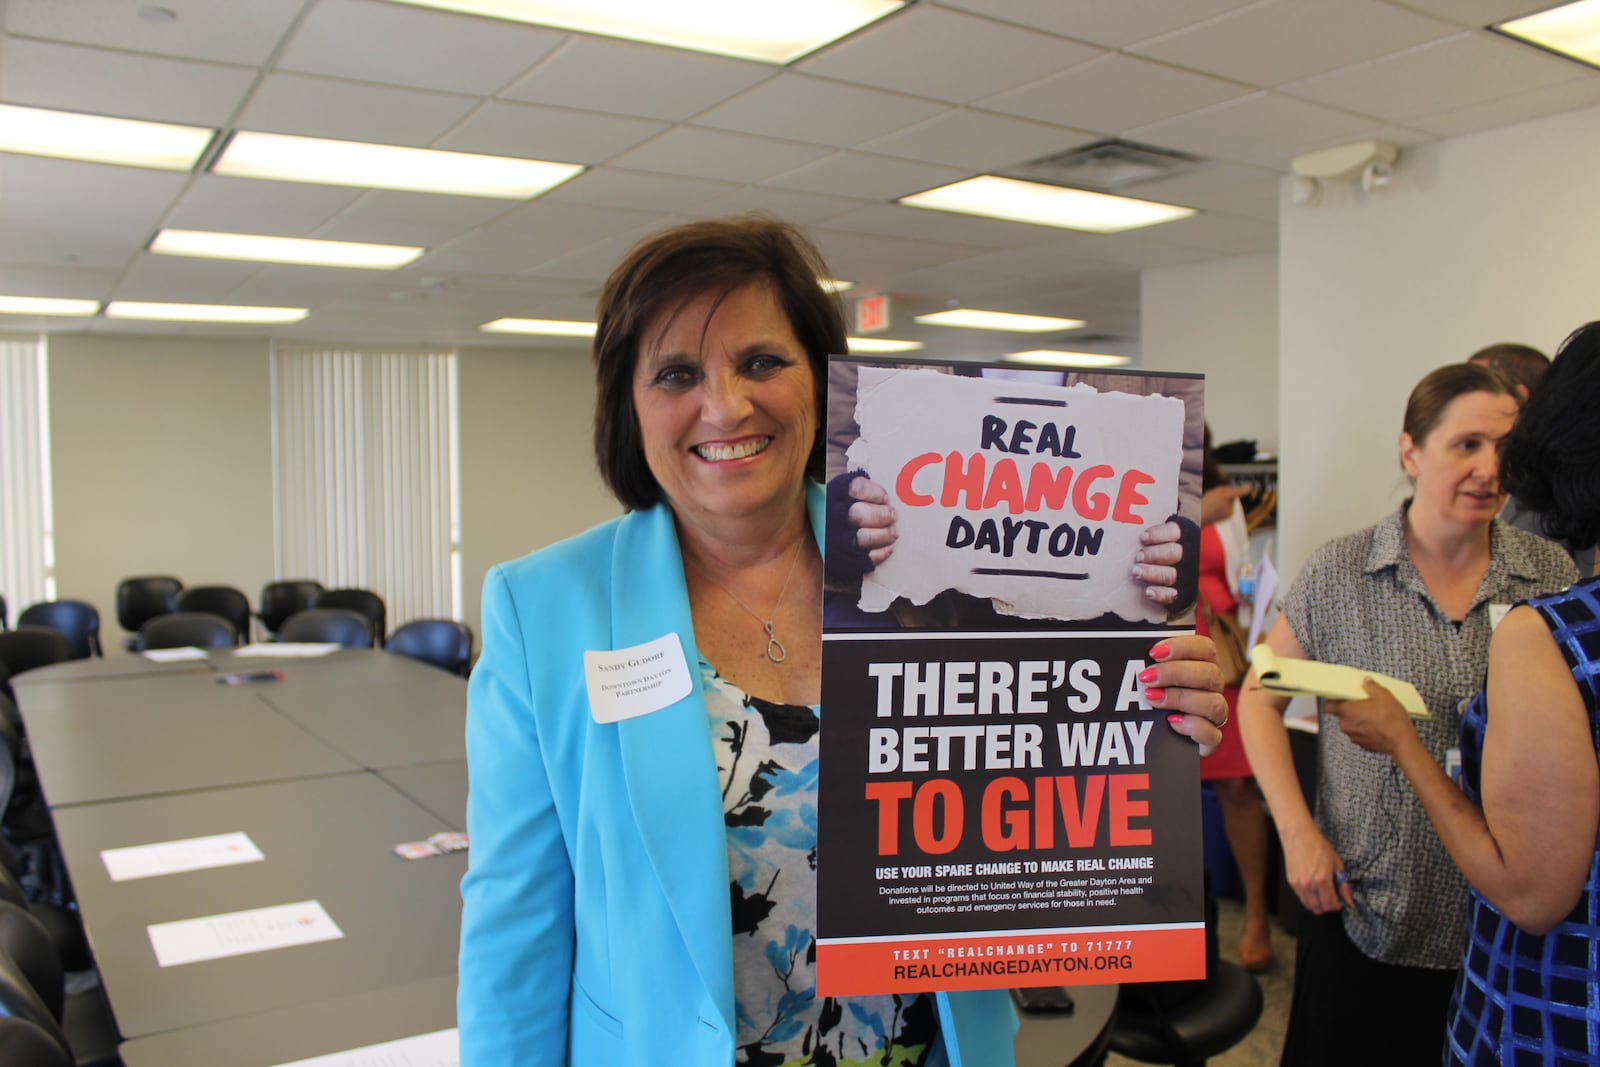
[42,334,619,647]
[1277,102,1600,585]
[1140,252,1279,455]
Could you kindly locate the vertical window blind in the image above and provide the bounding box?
[271,345,461,630]
[0,337,55,611]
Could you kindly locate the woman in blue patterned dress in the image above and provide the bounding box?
[1331,322,1600,1065]
[456,216,1230,1067]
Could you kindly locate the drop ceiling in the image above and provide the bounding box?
[1,0,1596,359]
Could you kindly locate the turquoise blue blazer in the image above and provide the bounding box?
[458,483,1017,1066]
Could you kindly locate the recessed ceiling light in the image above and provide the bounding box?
[105,301,309,324]
[480,317,598,336]
[900,175,1196,233]
[820,278,855,293]
[1495,0,1600,70]
[380,0,905,64]
[846,336,923,353]
[0,103,213,171]
[0,296,101,317]
[914,309,1085,333]
[150,229,425,269]
[213,132,584,199]
[1006,349,1133,368]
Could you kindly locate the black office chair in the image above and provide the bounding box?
[1106,880,1264,1067]
[277,609,374,649]
[312,588,386,647]
[136,613,238,652]
[1,594,8,631]
[13,606,99,662]
[114,576,181,652]
[256,581,323,637]
[0,630,76,681]
[387,619,473,677]
[0,900,116,1067]
[0,945,70,1067]
[172,586,250,644]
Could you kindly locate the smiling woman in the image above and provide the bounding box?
[1236,362,1580,1067]
[455,216,1230,1067]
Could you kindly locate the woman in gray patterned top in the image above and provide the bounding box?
[1236,363,1578,1067]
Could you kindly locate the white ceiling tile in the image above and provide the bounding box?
[692,74,946,147]
[219,264,388,305]
[415,226,624,274]
[764,152,970,200]
[609,128,833,184]
[932,0,1261,49]
[314,190,519,245]
[0,38,254,126]
[438,101,666,164]
[164,175,362,234]
[1282,32,1587,123]
[980,53,1253,133]
[858,109,1094,170]
[1386,0,1550,29]
[539,169,741,213]
[1124,161,1284,222]
[0,220,147,269]
[824,203,1064,248]
[235,72,476,145]
[483,201,660,241]
[500,37,773,121]
[3,0,310,65]
[114,253,266,302]
[1411,77,1600,139]
[799,6,1102,103]
[0,155,187,242]
[1127,91,1426,170]
[1129,0,1458,88]
[685,187,871,225]
[0,263,120,299]
[807,230,996,283]
[277,0,566,95]
[520,228,668,282]
[1139,212,1280,255]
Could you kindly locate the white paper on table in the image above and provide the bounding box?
[102,831,264,882]
[234,643,341,658]
[267,1028,459,1067]
[140,646,209,662]
[1248,553,1278,652]
[148,900,343,967]
[847,368,1184,623]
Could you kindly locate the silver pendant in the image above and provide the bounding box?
[763,621,787,663]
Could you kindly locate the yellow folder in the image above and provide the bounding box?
[1250,645,1430,720]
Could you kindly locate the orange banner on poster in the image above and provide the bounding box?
[815,925,1205,996]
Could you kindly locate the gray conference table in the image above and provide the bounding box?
[15,648,465,807]
[51,772,466,1040]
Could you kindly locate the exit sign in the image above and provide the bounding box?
[855,293,891,333]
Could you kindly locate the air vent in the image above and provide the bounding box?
[1001,139,1205,192]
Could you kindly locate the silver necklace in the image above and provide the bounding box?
[700,538,806,663]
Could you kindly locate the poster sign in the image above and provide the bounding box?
[818,358,1206,996]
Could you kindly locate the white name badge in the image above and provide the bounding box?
[1489,603,1511,630]
[584,633,694,724]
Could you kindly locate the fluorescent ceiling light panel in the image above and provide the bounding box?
[900,175,1196,233]
[481,317,597,336]
[914,309,1085,333]
[105,301,308,324]
[382,0,905,64]
[213,132,583,199]
[1007,349,1132,368]
[0,296,101,317]
[0,103,213,171]
[820,278,855,293]
[151,229,424,269]
[846,336,923,353]
[1496,0,1600,69]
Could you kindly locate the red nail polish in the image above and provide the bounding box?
[1144,687,1166,703]
[1150,643,1172,660]
[1167,714,1183,725]
[1138,667,1159,684]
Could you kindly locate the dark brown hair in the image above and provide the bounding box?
[1501,323,1600,550]
[591,216,846,511]
[1402,363,1516,449]
[1468,342,1549,399]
